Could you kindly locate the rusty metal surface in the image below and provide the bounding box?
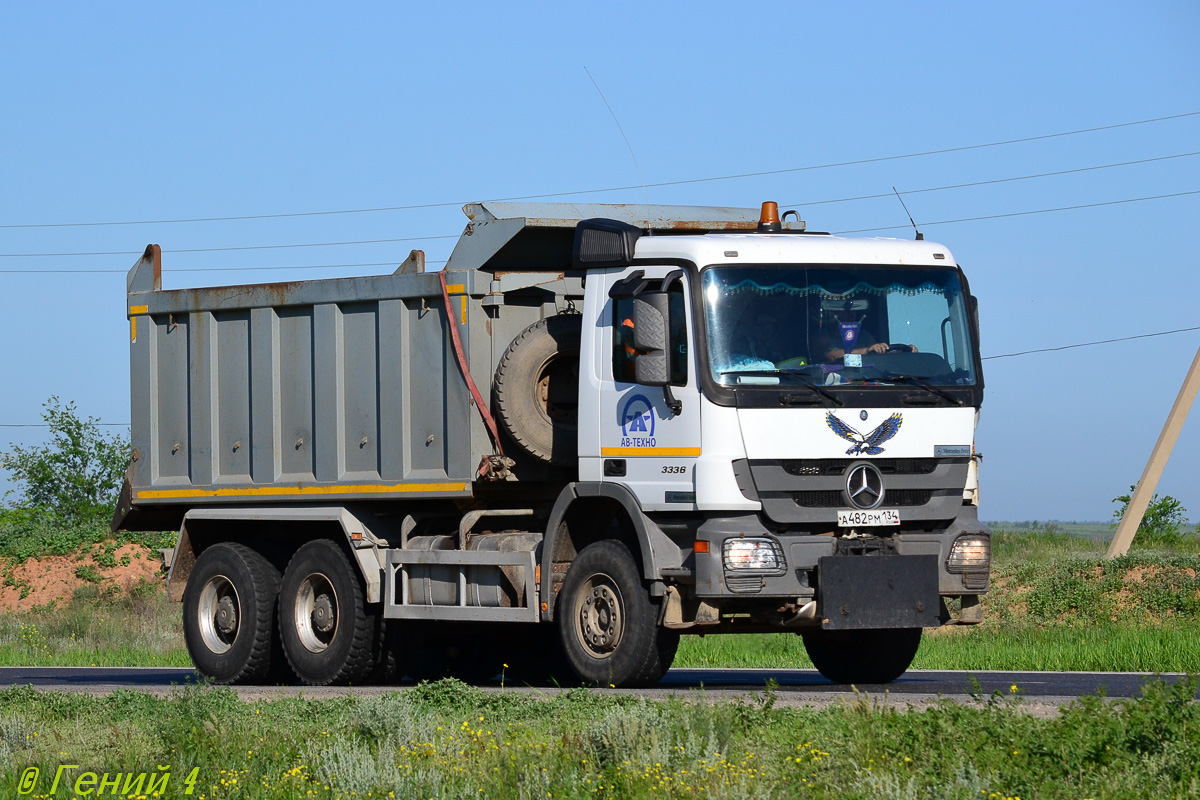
[463,201,804,231]
[445,201,803,274]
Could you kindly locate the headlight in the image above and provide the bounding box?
[722,538,784,572]
[947,534,990,572]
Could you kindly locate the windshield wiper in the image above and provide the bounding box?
[787,380,843,406]
[879,374,962,405]
[720,369,843,406]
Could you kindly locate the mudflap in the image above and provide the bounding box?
[817,554,939,630]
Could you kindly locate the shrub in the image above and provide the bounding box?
[0,397,128,526]
[1112,486,1191,547]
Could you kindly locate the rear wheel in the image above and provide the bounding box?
[801,628,922,685]
[182,543,281,685]
[557,541,678,687]
[278,540,379,685]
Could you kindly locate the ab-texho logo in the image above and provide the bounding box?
[619,394,656,448]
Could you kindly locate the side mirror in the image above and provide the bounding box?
[632,293,671,387]
[631,291,683,415]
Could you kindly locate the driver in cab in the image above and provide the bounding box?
[819,301,918,361]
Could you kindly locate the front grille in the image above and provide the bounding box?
[781,458,942,476]
[793,490,843,507]
[886,489,933,506]
[725,576,764,594]
[792,489,933,508]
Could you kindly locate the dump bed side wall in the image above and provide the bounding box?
[127,271,491,505]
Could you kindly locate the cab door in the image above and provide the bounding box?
[582,266,702,511]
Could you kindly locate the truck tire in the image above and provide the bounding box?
[278,540,378,686]
[801,628,922,685]
[182,542,281,685]
[557,540,678,687]
[494,314,582,466]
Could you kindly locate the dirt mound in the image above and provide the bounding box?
[983,555,1200,625]
[0,544,166,610]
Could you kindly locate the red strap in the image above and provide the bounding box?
[439,271,505,457]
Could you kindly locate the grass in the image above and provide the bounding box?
[0,583,189,668]
[0,677,1196,798]
[675,622,1200,673]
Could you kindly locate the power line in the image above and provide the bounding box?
[0,260,449,275]
[3,186,1198,263]
[0,423,129,428]
[1,110,1196,230]
[4,325,1198,427]
[982,325,1200,361]
[837,189,1200,234]
[0,201,467,230]
[0,234,459,259]
[784,151,1200,209]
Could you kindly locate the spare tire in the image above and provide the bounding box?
[494,314,582,465]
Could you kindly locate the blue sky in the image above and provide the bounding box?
[1,2,1198,521]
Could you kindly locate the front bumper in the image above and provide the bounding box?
[691,507,991,602]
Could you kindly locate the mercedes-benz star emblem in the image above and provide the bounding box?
[845,463,884,509]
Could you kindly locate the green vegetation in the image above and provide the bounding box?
[0,583,188,668]
[0,397,127,527]
[1112,486,1193,546]
[0,510,174,564]
[675,621,1200,673]
[0,677,1196,798]
[0,399,171,561]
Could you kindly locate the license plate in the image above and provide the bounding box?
[837,508,900,527]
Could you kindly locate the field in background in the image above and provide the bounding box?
[0,525,1196,674]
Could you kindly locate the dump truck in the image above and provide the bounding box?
[113,201,991,687]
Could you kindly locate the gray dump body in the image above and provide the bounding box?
[119,202,774,526]
[124,261,514,507]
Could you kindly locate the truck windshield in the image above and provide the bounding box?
[702,265,978,388]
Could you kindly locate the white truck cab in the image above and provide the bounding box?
[565,206,989,681]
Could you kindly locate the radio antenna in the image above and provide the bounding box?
[585,67,650,205]
[892,186,923,240]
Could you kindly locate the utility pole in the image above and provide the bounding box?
[1106,343,1200,558]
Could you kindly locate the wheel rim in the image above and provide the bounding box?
[197,574,240,655]
[573,572,624,660]
[294,573,338,653]
[535,354,579,430]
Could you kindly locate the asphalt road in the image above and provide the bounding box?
[0,666,1193,710]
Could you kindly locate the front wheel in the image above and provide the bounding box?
[557,541,678,688]
[278,540,379,685]
[182,543,281,684]
[801,627,922,685]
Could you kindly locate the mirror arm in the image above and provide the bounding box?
[660,269,684,293]
[662,385,683,416]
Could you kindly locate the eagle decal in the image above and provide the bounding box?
[826,412,903,456]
